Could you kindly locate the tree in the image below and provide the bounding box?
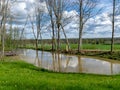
[46,0,56,51]
[111,0,115,52]
[0,0,10,57]
[19,16,28,47]
[46,0,71,52]
[52,0,63,51]
[52,0,71,51]
[110,0,120,52]
[28,0,47,65]
[75,0,101,52]
[0,0,16,58]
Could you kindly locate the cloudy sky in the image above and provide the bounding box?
[10,0,120,39]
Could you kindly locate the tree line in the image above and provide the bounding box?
[0,0,119,58]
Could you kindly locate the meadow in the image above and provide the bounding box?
[0,57,120,90]
[24,44,120,51]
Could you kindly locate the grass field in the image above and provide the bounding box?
[24,44,120,51]
[0,57,120,90]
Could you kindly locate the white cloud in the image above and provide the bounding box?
[63,10,77,18]
[84,11,120,38]
[25,0,48,14]
[6,0,120,39]
[61,9,120,39]
[11,2,26,16]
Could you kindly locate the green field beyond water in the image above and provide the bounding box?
[24,44,120,60]
[0,57,120,90]
[25,44,120,51]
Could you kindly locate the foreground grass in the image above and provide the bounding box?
[0,57,120,90]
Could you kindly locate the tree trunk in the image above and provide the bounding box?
[2,29,5,57]
[78,0,83,53]
[35,39,38,50]
[2,17,6,57]
[78,32,82,53]
[51,19,55,51]
[60,24,70,52]
[57,24,61,51]
[111,0,115,53]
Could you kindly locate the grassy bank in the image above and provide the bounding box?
[0,57,120,90]
[21,44,120,60]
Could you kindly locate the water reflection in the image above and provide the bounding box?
[34,50,40,67]
[18,49,120,75]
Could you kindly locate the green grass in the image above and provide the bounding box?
[69,44,120,51]
[1,57,120,90]
[23,44,120,51]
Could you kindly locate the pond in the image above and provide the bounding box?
[17,49,120,75]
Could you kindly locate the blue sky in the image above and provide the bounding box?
[9,0,120,39]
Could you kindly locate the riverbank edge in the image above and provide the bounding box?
[1,56,118,76]
[20,47,120,61]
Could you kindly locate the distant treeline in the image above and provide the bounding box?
[19,38,120,45]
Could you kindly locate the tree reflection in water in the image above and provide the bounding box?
[18,49,120,75]
[34,50,40,67]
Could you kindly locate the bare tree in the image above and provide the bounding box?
[60,23,70,51]
[28,0,46,65]
[75,0,101,52]
[46,0,56,51]
[29,5,43,49]
[111,0,115,52]
[52,0,71,51]
[0,0,10,57]
[19,16,28,47]
[52,0,62,51]
[0,0,17,58]
[110,0,120,52]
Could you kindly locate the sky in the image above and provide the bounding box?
[9,0,120,39]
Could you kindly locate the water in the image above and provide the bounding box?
[18,49,120,75]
